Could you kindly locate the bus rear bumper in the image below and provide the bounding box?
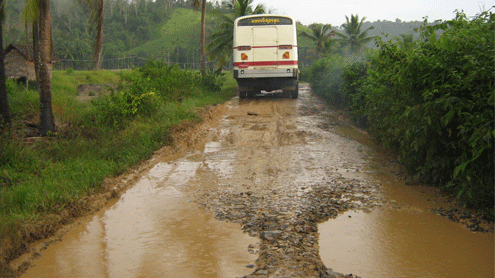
[235,76,298,93]
[234,68,298,79]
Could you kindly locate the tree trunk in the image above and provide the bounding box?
[37,0,56,136]
[200,0,206,76]
[0,0,12,129]
[94,0,104,70]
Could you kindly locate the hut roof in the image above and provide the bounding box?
[4,44,59,62]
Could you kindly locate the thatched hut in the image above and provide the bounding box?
[4,44,58,83]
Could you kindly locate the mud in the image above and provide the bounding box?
[7,84,494,277]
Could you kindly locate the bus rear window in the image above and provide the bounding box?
[237,16,293,26]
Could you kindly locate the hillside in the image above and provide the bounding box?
[127,8,202,61]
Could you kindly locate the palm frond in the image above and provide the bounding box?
[206,0,269,68]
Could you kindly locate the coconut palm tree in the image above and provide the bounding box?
[75,0,104,69]
[299,23,336,59]
[193,0,207,76]
[0,0,11,129]
[206,0,265,69]
[335,14,375,54]
[205,12,235,69]
[224,0,265,17]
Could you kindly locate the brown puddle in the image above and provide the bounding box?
[21,162,257,278]
[319,125,495,277]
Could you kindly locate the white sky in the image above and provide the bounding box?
[251,0,494,26]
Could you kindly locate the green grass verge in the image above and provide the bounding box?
[0,68,237,243]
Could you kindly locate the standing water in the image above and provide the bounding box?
[319,125,494,277]
[20,160,258,278]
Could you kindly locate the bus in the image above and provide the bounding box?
[233,15,299,99]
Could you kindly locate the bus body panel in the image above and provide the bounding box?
[233,15,298,98]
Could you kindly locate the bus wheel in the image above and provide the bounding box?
[284,81,299,99]
[290,82,299,99]
[291,90,298,99]
[285,89,298,99]
[239,90,247,99]
[289,81,299,99]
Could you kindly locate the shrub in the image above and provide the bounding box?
[307,55,347,107]
[340,11,494,218]
[92,88,158,129]
[201,69,225,92]
[91,60,227,129]
[340,61,369,126]
[136,60,201,101]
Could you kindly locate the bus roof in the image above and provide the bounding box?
[234,14,295,26]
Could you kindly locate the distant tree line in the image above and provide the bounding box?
[2,0,429,70]
[4,0,213,61]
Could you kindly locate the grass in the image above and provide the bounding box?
[51,68,121,96]
[0,68,238,251]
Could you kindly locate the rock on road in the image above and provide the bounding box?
[188,84,380,277]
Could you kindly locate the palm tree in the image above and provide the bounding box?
[299,23,336,59]
[193,0,207,76]
[77,0,104,70]
[205,12,235,69]
[335,14,375,54]
[0,0,11,130]
[206,0,265,69]
[224,0,265,17]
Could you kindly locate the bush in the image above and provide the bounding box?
[201,69,225,92]
[340,11,494,218]
[91,60,227,129]
[136,60,201,101]
[307,55,347,107]
[92,88,158,129]
[340,61,369,126]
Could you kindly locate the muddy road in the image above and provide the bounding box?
[18,84,494,277]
